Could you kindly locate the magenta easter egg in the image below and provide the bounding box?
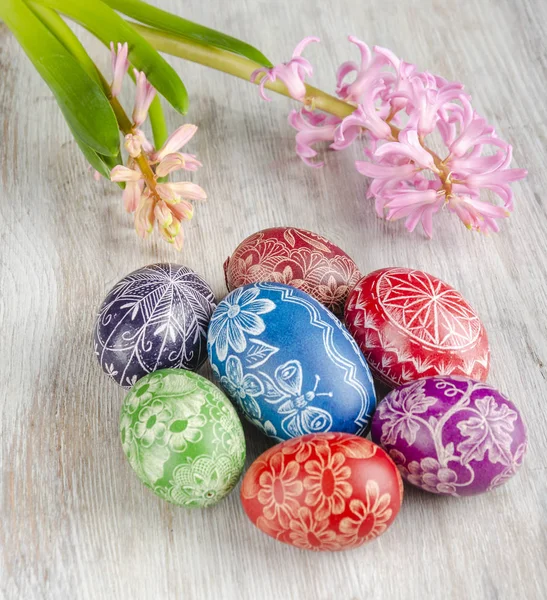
[371,376,527,496]
[224,227,361,315]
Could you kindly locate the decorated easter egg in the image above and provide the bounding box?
[223,227,361,315]
[344,267,490,388]
[120,369,246,507]
[208,283,376,441]
[371,376,527,496]
[241,433,403,551]
[94,263,216,388]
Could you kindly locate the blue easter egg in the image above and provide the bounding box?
[207,282,376,440]
[94,263,216,388]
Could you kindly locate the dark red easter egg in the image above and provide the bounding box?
[224,227,361,315]
[344,267,490,388]
[241,433,403,551]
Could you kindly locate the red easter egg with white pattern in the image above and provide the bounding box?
[224,227,361,315]
[344,267,490,388]
[240,433,403,551]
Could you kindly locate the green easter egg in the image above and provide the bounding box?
[120,369,246,507]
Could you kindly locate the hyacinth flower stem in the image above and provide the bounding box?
[134,24,449,180]
[134,24,354,118]
[108,95,159,193]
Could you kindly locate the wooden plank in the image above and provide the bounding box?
[1,0,546,598]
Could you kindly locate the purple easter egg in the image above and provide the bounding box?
[94,264,216,388]
[371,376,527,496]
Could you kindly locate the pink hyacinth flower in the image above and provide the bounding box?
[374,129,438,171]
[110,42,129,98]
[382,183,444,238]
[407,79,466,137]
[288,108,341,167]
[335,90,393,147]
[251,37,319,102]
[335,37,393,105]
[132,69,157,126]
[447,193,509,233]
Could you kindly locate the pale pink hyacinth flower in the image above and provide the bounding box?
[110,118,206,250]
[132,69,157,126]
[251,37,319,102]
[258,35,527,236]
[99,41,206,249]
[110,42,129,98]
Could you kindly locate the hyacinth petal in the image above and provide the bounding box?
[250,67,268,84]
[335,60,358,94]
[337,101,391,145]
[156,183,177,202]
[132,69,157,126]
[154,200,173,227]
[124,133,142,158]
[169,199,194,221]
[250,69,273,101]
[135,129,154,154]
[157,182,207,202]
[253,38,317,102]
[384,189,439,212]
[155,124,198,161]
[156,153,202,177]
[421,206,435,238]
[337,37,391,105]
[449,116,488,158]
[110,165,142,183]
[167,182,207,201]
[372,45,400,69]
[288,108,340,167]
[466,168,528,187]
[110,42,128,98]
[123,180,143,213]
[355,161,416,179]
[173,227,185,251]
[292,36,320,57]
[384,189,442,238]
[330,124,362,151]
[375,129,436,170]
[348,35,372,70]
[404,208,424,233]
[134,193,155,238]
[274,65,308,101]
[449,153,509,175]
[447,195,509,233]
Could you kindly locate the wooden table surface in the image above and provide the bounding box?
[1,0,546,598]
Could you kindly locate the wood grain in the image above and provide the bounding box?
[1,0,546,598]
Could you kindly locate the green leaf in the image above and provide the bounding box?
[0,0,120,155]
[28,3,124,177]
[72,129,123,181]
[36,0,189,114]
[28,2,103,87]
[102,0,272,67]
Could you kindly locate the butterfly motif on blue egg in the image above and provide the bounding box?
[260,360,334,438]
